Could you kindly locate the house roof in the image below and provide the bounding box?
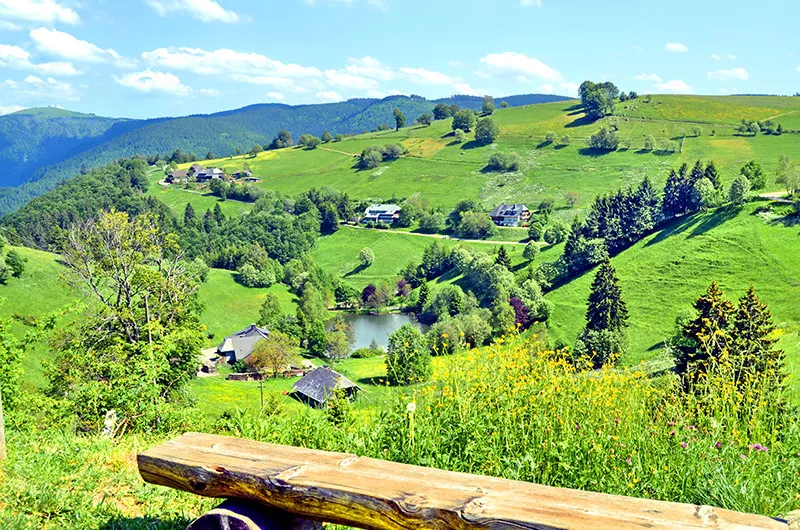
[217,324,270,362]
[364,204,401,215]
[292,366,362,404]
[169,169,188,179]
[490,203,529,217]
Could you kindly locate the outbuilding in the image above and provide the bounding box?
[291,366,362,408]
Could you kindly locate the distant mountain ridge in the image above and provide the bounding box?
[0,93,570,215]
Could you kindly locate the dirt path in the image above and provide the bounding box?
[342,225,537,246]
[759,191,795,204]
[318,146,358,156]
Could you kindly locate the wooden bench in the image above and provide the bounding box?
[138,432,794,530]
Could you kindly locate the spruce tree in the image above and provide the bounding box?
[704,160,722,189]
[689,160,705,186]
[183,203,196,227]
[631,177,661,238]
[585,255,628,333]
[495,246,511,270]
[662,169,683,217]
[732,286,786,396]
[417,282,430,312]
[213,203,225,225]
[675,282,735,389]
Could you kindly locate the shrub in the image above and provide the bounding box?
[643,135,656,151]
[352,346,381,358]
[729,175,752,205]
[474,117,500,145]
[523,242,539,261]
[486,152,521,172]
[545,131,557,143]
[588,127,619,150]
[452,110,476,132]
[236,263,276,288]
[543,222,569,244]
[454,129,466,143]
[418,211,446,233]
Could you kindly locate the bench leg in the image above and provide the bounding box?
[187,499,322,530]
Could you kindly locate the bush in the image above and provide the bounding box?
[453,128,466,143]
[528,222,546,241]
[588,127,619,150]
[729,175,752,205]
[543,222,569,244]
[545,131,557,143]
[236,263,276,288]
[452,110,476,132]
[385,324,431,385]
[351,347,381,358]
[486,152,521,172]
[643,135,656,151]
[523,241,539,261]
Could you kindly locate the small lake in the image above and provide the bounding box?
[329,313,429,350]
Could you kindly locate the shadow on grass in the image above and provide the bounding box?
[100,516,192,530]
[578,147,615,157]
[357,375,384,386]
[536,141,553,149]
[644,215,702,248]
[554,144,569,150]
[344,264,368,277]
[460,140,486,150]
[687,206,739,238]
[565,114,597,128]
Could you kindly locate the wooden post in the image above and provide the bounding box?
[187,500,321,530]
[0,388,6,461]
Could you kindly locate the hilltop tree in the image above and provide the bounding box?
[495,246,511,270]
[501,100,509,108]
[321,130,333,143]
[482,95,496,114]
[417,113,433,126]
[270,130,293,149]
[393,108,406,131]
[452,110,476,132]
[248,332,300,378]
[740,160,766,190]
[385,324,431,385]
[433,103,452,120]
[579,81,619,120]
[474,117,500,145]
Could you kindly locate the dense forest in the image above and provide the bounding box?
[0,93,568,216]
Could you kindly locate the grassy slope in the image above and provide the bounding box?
[165,96,800,224]
[546,202,800,395]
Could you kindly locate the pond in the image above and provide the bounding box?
[329,313,429,350]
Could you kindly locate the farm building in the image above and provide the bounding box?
[361,204,401,224]
[291,366,362,408]
[490,203,530,227]
[216,324,270,364]
[166,169,188,183]
[196,167,224,181]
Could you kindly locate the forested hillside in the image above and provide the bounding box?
[0,94,567,216]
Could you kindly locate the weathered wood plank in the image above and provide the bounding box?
[186,499,322,530]
[139,432,787,530]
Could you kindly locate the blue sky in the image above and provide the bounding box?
[0,0,798,118]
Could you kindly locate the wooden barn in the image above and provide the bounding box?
[291,366,362,408]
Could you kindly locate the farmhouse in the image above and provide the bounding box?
[231,170,252,179]
[490,203,530,227]
[216,324,270,364]
[361,204,401,224]
[291,366,362,408]
[196,167,224,181]
[166,169,188,183]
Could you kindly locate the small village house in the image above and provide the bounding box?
[361,204,401,224]
[489,203,530,227]
[195,167,224,182]
[216,324,270,364]
[166,169,188,183]
[291,366,362,408]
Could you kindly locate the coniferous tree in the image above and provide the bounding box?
[183,202,197,227]
[662,169,683,218]
[704,160,722,189]
[417,282,430,312]
[213,203,225,226]
[585,256,628,333]
[495,246,511,270]
[732,286,786,396]
[675,282,735,389]
[631,177,661,238]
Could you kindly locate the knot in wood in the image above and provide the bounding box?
[694,505,719,524]
[461,496,487,517]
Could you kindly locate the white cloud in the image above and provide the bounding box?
[0,43,79,76]
[479,52,562,82]
[0,104,24,114]
[324,69,378,90]
[345,56,394,81]
[144,0,241,23]
[520,0,542,6]
[536,81,578,97]
[665,42,688,53]
[558,82,579,97]
[537,83,554,92]
[653,79,692,93]
[304,0,387,9]
[267,91,284,101]
[399,67,453,85]
[197,88,220,96]
[231,74,294,87]
[453,82,480,96]
[710,53,722,60]
[29,27,130,67]
[708,67,750,82]
[114,69,191,95]
[0,0,80,25]
[316,90,343,103]
[0,21,21,31]
[728,54,737,60]
[21,74,78,100]
[143,47,322,79]
[633,73,662,82]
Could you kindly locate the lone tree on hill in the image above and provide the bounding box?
[452,110,476,132]
[579,81,620,120]
[575,255,628,368]
[359,247,375,268]
[417,113,433,126]
[474,117,500,145]
[432,103,451,120]
[394,108,406,131]
[321,130,333,143]
[482,95,495,114]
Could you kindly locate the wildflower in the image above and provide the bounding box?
[575,423,580,430]
[740,454,747,461]
[626,458,632,465]
[687,425,696,430]
[680,441,688,449]
[406,402,416,413]
[614,417,620,424]
[668,421,675,426]
[669,430,676,437]
[714,442,722,449]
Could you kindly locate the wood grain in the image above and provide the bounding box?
[139,432,787,530]
[186,499,322,530]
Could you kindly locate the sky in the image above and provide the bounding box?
[0,0,798,119]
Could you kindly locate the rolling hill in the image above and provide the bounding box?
[0,93,568,216]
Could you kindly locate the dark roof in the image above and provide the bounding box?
[292,367,361,404]
[217,324,270,362]
[490,203,529,217]
[169,169,188,179]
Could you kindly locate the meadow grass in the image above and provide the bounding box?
[546,201,800,396]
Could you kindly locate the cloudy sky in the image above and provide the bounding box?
[0,0,798,118]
